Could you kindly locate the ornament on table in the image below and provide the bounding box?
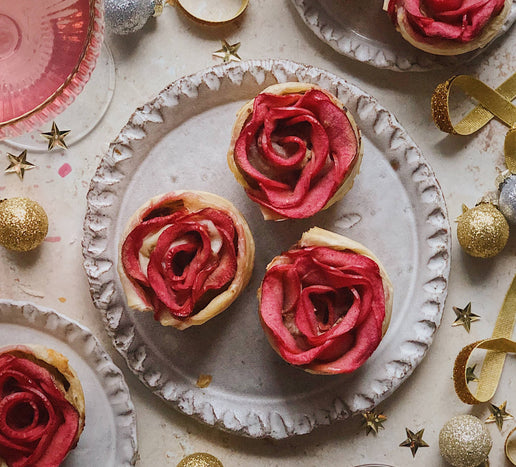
[399,428,429,457]
[439,414,492,467]
[41,122,70,151]
[105,0,158,35]
[485,401,513,431]
[362,410,387,435]
[105,0,249,34]
[452,302,480,332]
[456,203,509,258]
[176,452,223,467]
[498,171,516,225]
[4,150,36,181]
[431,73,516,255]
[0,198,48,251]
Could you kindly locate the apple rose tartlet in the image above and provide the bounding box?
[0,345,85,467]
[227,83,363,220]
[384,0,511,55]
[258,227,393,375]
[118,190,255,330]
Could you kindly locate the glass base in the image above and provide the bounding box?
[4,43,115,152]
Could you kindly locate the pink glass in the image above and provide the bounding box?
[0,0,104,139]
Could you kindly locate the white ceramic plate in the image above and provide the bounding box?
[83,59,451,439]
[0,300,138,465]
[290,0,516,71]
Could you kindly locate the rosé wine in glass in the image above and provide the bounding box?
[0,0,104,139]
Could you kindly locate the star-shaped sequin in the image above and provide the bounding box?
[41,121,70,150]
[452,302,480,332]
[4,150,36,180]
[486,401,513,430]
[400,428,429,457]
[213,40,241,63]
[466,364,480,383]
[362,410,387,435]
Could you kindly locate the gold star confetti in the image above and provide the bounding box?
[195,374,212,388]
[400,428,429,457]
[362,410,387,435]
[486,401,513,431]
[4,150,36,180]
[452,302,480,332]
[41,121,70,150]
[213,40,241,63]
[466,364,479,383]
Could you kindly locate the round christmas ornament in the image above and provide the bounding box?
[439,415,492,467]
[457,203,509,258]
[0,198,48,251]
[105,0,158,34]
[176,453,223,467]
[499,174,516,225]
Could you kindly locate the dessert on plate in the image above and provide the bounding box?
[227,82,363,220]
[384,0,512,55]
[258,227,393,375]
[0,345,85,467]
[118,190,255,330]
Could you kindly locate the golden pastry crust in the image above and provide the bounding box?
[258,227,393,375]
[118,190,255,329]
[0,344,86,464]
[227,83,363,221]
[384,0,511,56]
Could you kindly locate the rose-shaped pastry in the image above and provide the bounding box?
[227,83,363,220]
[258,227,393,374]
[118,190,255,330]
[384,0,511,55]
[0,345,85,467]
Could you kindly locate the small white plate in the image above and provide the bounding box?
[290,0,516,71]
[83,59,451,439]
[0,300,138,466]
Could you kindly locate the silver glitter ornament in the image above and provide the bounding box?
[105,0,157,35]
[439,415,492,467]
[499,174,516,225]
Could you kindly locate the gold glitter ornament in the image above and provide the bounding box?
[457,203,509,258]
[176,453,223,467]
[439,415,492,467]
[0,198,48,251]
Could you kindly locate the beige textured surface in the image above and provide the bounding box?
[1,1,515,465]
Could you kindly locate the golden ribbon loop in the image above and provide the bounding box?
[453,275,516,405]
[169,0,249,26]
[431,73,516,172]
[506,426,516,465]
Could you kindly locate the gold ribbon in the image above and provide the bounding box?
[506,426,516,465]
[431,73,516,173]
[164,0,249,26]
[453,275,516,405]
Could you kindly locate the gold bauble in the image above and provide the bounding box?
[457,203,509,258]
[0,198,48,251]
[439,415,492,467]
[176,453,223,467]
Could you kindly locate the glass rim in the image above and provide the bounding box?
[0,0,105,139]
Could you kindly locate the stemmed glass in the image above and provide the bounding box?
[0,0,113,148]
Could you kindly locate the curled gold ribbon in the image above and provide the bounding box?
[453,275,516,405]
[431,73,516,172]
[168,0,249,25]
[506,426,516,465]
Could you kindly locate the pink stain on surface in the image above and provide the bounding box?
[44,236,61,242]
[58,163,72,177]
[0,186,5,191]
